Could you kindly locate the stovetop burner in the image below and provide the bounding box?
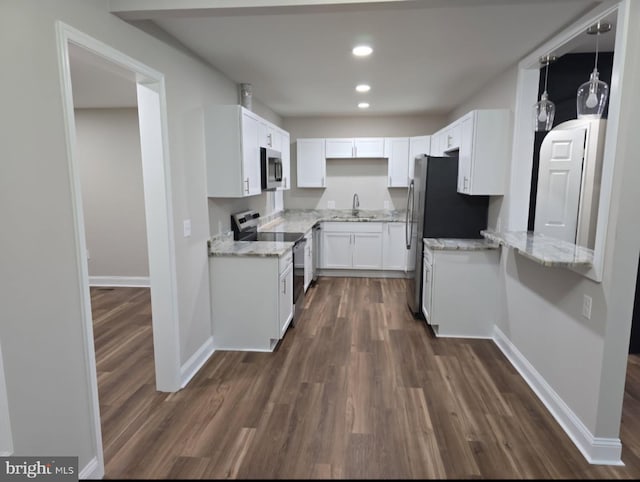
[231,209,304,243]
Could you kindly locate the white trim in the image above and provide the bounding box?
[180,337,215,389]
[433,332,492,340]
[79,456,102,480]
[508,0,624,283]
[55,21,183,481]
[492,326,623,466]
[89,276,150,287]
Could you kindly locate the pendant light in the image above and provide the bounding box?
[576,21,611,119]
[533,55,556,131]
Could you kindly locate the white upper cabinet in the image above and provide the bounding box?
[259,121,281,151]
[297,138,326,188]
[204,105,262,197]
[354,138,385,158]
[325,138,355,158]
[279,130,291,190]
[457,109,510,195]
[430,129,444,156]
[408,135,430,180]
[385,137,410,187]
[325,138,385,158]
[442,121,462,153]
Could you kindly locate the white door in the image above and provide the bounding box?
[457,115,473,194]
[422,257,433,323]
[409,136,430,180]
[297,139,326,187]
[534,128,587,243]
[382,223,406,270]
[325,138,354,158]
[279,263,293,337]
[241,111,261,195]
[385,137,410,187]
[354,138,385,158]
[352,232,383,269]
[322,231,352,268]
[304,234,313,291]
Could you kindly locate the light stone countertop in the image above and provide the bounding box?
[481,230,594,267]
[208,209,407,258]
[424,238,499,251]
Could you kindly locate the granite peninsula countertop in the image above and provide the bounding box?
[208,209,407,257]
[481,230,594,267]
[424,238,499,251]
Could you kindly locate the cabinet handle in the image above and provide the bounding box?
[284,177,287,189]
[352,146,355,157]
[447,135,452,148]
[464,176,469,190]
[245,178,250,194]
[389,176,392,186]
[282,278,286,294]
[321,176,324,187]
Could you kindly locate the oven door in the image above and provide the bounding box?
[292,238,306,323]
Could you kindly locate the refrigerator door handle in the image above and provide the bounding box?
[405,180,414,249]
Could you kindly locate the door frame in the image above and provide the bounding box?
[55,21,182,478]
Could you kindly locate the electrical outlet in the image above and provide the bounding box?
[328,200,336,209]
[384,200,390,210]
[582,294,592,319]
[183,219,192,238]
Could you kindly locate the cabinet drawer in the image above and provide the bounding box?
[279,249,293,273]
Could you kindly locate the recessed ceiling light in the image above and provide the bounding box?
[356,84,371,93]
[352,45,373,57]
[358,102,370,109]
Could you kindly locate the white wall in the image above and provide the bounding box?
[449,0,640,457]
[283,114,447,210]
[0,0,279,474]
[75,108,149,278]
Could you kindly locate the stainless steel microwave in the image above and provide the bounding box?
[260,147,283,190]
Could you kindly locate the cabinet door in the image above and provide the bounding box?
[325,138,354,158]
[354,138,385,158]
[297,139,326,188]
[304,234,313,291]
[352,232,383,269]
[385,137,410,187]
[457,115,473,194]
[409,136,430,181]
[430,130,443,156]
[241,111,261,196]
[322,231,352,268]
[382,223,407,270]
[422,257,433,322]
[279,263,293,337]
[443,122,461,152]
[259,121,280,150]
[280,131,290,190]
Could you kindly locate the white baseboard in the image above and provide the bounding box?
[492,326,623,466]
[89,276,150,288]
[317,269,407,279]
[80,456,103,479]
[180,337,215,389]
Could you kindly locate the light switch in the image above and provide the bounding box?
[183,219,192,238]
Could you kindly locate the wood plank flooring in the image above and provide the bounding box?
[91,279,640,479]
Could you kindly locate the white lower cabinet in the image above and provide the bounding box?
[382,223,406,270]
[278,261,293,338]
[422,246,499,338]
[303,230,313,291]
[210,250,293,351]
[321,222,383,269]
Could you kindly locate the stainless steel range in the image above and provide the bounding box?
[231,210,306,323]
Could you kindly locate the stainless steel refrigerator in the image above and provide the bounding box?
[405,154,489,317]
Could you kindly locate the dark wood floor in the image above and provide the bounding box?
[91,278,640,479]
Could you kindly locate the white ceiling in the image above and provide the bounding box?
[73,0,612,115]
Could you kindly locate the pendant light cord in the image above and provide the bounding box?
[543,58,549,93]
[594,31,600,71]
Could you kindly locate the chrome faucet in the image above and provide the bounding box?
[352,193,360,215]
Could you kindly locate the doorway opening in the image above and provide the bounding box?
[56,22,181,478]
